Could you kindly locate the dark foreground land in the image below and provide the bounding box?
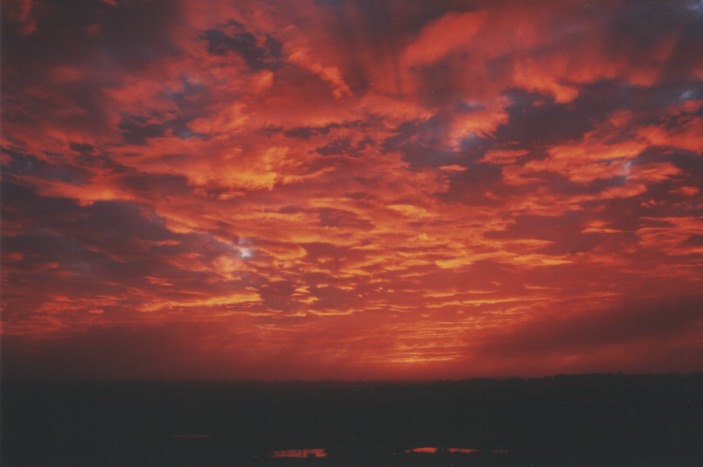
[2,374,703,466]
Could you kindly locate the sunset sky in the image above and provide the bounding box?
[2,0,702,380]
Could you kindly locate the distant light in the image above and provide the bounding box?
[237,238,254,259]
[406,447,438,454]
[621,160,632,179]
[679,89,697,101]
[272,448,327,458]
[405,447,492,455]
[447,448,481,454]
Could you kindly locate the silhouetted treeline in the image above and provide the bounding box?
[3,374,702,466]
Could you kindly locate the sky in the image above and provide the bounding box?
[2,0,702,380]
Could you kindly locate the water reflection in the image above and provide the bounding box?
[272,448,327,458]
[406,447,439,454]
[447,447,481,454]
[405,446,509,455]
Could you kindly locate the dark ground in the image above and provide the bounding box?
[2,374,702,466]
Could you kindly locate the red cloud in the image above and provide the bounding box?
[2,0,702,380]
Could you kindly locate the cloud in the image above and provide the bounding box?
[200,20,282,71]
[402,10,486,68]
[2,0,702,379]
[4,0,38,35]
[472,294,703,374]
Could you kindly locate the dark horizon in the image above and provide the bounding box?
[3,373,703,466]
[4,370,703,383]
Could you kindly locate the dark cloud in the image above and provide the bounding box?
[283,119,371,140]
[118,113,195,145]
[316,0,478,94]
[309,285,360,311]
[258,280,297,311]
[119,114,169,144]
[440,161,504,205]
[383,117,459,168]
[318,208,373,230]
[114,170,191,200]
[478,294,703,357]
[1,181,252,321]
[412,59,473,109]
[301,242,369,274]
[0,322,218,380]
[494,88,607,149]
[200,20,282,71]
[485,212,601,255]
[2,0,183,76]
[3,152,56,180]
[604,1,703,80]
[316,137,361,157]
